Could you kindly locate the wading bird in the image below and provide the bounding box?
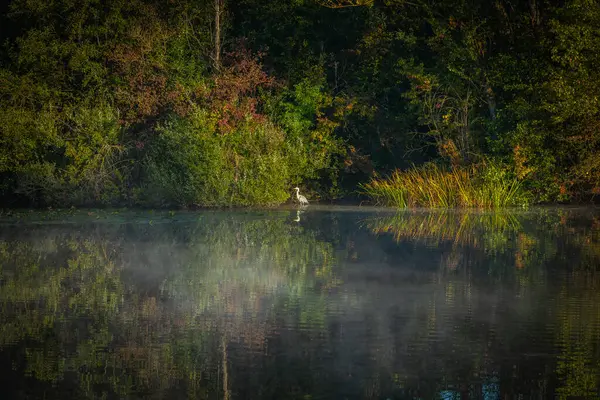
[294,187,309,206]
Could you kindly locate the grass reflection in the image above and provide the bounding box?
[363,210,521,249]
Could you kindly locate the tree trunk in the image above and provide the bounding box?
[214,0,223,71]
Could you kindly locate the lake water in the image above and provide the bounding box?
[1,206,599,399]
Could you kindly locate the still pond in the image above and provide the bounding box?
[0,206,599,399]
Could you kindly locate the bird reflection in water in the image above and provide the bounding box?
[293,210,304,222]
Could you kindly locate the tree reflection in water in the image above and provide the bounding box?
[0,208,598,399]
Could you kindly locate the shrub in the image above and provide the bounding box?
[1,100,128,206]
[138,113,292,207]
[267,75,346,198]
[0,42,344,208]
[137,73,345,208]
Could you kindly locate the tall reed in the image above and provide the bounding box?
[360,161,527,208]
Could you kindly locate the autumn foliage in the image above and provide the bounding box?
[4,0,600,207]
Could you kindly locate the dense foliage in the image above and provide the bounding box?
[2,0,600,206]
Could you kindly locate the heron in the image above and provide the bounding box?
[294,187,309,206]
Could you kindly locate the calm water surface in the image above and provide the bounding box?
[1,206,599,399]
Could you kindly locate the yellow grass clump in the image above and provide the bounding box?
[360,161,526,208]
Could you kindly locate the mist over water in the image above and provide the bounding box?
[0,207,599,399]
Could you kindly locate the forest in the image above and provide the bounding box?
[1,0,600,208]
